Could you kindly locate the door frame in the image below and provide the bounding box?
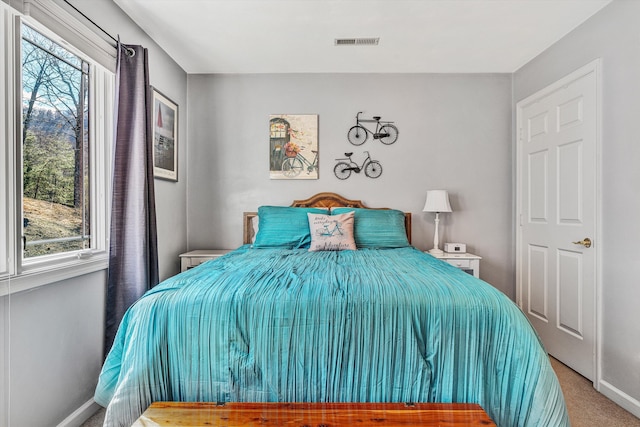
[515,58,602,388]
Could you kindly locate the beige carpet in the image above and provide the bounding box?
[550,357,640,426]
[81,358,640,426]
[80,407,104,427]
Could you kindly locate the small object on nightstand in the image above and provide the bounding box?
[430,252,481,278]
[444,242,466,253]
[179,249,231,272]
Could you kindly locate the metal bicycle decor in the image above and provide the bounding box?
[347,111,399,146]
[333,151,382,180]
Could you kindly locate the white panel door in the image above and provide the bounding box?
[517,61,599,381]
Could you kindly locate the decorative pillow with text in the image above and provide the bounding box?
[308,211,356,251]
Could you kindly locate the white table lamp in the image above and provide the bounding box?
[423,190,452,255]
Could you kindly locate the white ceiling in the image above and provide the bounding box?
[114,0,612,74]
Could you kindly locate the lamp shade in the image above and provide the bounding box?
[423,190,452,213]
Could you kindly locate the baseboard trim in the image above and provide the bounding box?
[598,380,640,418]
[56,399,101,427]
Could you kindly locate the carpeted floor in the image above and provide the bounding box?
[550,357,640,426]
[79,407,104,427]
[81,357,640,426]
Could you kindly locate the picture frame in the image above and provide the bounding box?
[269,114,319,180]
[152,87,178,181]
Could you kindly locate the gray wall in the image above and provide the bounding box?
[186,73,514,295]
[514,0,640,415]
[6,272,105,426]
[0,0,188,425]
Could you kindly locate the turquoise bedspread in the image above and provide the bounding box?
[95,246,569,426]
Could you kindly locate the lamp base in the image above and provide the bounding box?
[428,248,444,256]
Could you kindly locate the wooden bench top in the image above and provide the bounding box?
[132,401,497,426]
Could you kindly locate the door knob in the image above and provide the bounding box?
[572,237,592,248]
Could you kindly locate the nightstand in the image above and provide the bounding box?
[179,249,231,272]
[431,252,482,278]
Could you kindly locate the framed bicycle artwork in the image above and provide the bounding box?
[152,88,178,181]
[269,114,318,180]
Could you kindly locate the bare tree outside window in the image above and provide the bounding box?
[21,25,91,258]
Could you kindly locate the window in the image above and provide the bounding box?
[0,0,114,290]
[21,24,91,259]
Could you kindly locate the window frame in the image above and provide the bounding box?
[0,1,114,296]
[21,22,93,261]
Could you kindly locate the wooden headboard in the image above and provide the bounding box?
[243,192,412,245]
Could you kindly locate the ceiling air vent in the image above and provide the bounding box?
[335,37,379,46]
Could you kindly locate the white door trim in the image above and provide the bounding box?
[515,58,602,388]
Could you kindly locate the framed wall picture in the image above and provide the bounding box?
[152,88,178,181]
[269,114,318,180]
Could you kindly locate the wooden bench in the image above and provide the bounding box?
[132,401,497,426]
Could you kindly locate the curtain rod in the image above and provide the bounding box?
[61,0,135,56]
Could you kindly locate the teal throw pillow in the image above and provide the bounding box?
[331,207,409,249]
[253,206,329,248]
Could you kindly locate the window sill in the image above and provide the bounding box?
[0,254,109,297]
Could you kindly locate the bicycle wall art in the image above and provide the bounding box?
[334,151,382,180]
[269,114,319,180]
[347,112,398,146]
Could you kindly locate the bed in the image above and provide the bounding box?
[94,192,569,427]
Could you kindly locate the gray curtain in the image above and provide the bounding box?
[105,43,159,354]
